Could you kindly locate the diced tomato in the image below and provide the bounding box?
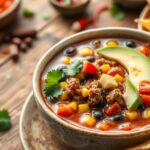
[119,123,132,131]
[107,67,125,77]
[138,47,148,56]
[57,105,73,117]
[82,61,99,75]
[105,102,121,116]
[139,80,150,95]
[141,95,150,108]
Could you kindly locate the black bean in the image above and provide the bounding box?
[64,47,77,57]
[93,101,106,110]
[84,73,94,79]
[138,102,146,110]
[110,114,124,121]
[92,111,103,120]
[125,40,136,48]
[86,56,95,62]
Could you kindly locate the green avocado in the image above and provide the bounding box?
[97,46,150,90]
[123,78,140,110]
[97,46,150,110]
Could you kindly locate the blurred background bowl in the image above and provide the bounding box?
[49,0,90,17]
[138,5,150,31]
[113,0,147,9]
[0,0,21,29]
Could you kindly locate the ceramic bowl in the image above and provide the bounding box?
[0,0,21,29]
[33,27,150,150]
[113,0,146,9]
[49,0,90,17]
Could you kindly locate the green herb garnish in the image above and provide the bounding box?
[110,3,125,20]
[0,109,11,132]
[44,70,63,99]
[23,8,34,18]
[63,60,83,76]
[64,0,72,6]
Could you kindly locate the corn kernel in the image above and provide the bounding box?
[59,82,68,89]
[62,57,70,64]
[59,91,69,101]
[101,64,111,73]
[78,104,90,113]
[81,88,89,97]
[76,71,85,80]
[106,40,118,46]
[80,47,92,57]
[114,74,124,82]
[68,101,78,112]
[81,115,96,127]
[143,108,150,119]
[125,111,138,121]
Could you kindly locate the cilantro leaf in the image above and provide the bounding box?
[63,60,83,76]
[47,70,62,86]
[110,3,125,20]
[0,109,11,132]
[44,70,63,99]
[45,85,63,99]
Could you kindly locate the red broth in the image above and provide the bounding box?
[40,37,150,132]
[0,0,14,14]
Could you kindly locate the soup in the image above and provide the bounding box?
[40,37,150,132]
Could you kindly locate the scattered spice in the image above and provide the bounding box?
[0,28,37,62]
[23,7,35,18]
[110,3,125,20]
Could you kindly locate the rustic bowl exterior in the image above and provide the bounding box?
[0,0,21,29]
[49,0,90,17]
[113,0,146,9]
[33,28,150,150]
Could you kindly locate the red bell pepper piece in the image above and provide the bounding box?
[57,105,73,117]
[138,47,148,56]
[105,102,121,116]
[141,95,150,108]
[107,67,125,77]
[82,61,99,75]
[139,80,150,95]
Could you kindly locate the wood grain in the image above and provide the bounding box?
[0,0,140,149]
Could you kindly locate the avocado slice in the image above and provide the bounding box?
[97,46,150,90]
[123,78,140,110]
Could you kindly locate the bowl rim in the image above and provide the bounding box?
[50,0,90,9]
[33,27,150,137]
[0,0,21,19]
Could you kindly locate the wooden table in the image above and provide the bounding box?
[0,0,141,149]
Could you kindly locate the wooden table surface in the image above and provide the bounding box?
[0,0,141,149]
